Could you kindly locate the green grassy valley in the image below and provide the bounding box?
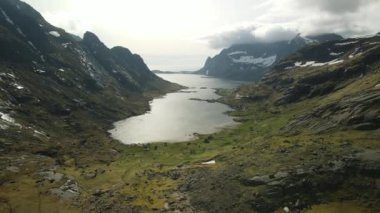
[1,0,380,212]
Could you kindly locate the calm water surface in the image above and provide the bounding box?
[109,74,243,144]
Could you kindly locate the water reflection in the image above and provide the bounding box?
[109,74,243,144]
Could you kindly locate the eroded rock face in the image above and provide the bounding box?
[281,89,380,134]
[39,171,64,182]
[179,157,373,213]
[50,178,80,201]
[237,150,380,212]
[274,63,369,106]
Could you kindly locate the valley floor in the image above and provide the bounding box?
[1,72,379,213]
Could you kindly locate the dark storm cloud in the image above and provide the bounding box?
[297,0,380,37]
[203,0,380,49]
[296,0,373,14]
[202,26,257,49]
[203,25,298,49]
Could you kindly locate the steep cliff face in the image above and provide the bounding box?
[0,0,179,154]
[198,34,343,81]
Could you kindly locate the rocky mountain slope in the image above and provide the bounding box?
[198,34,342,81]
[0,0,179,145]
[183,32,380,212]
[0,1,181,211]
[0,0,379,212]
[70,33,378,212]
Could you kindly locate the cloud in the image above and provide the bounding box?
[253,26,298,43]
[202,0,380,49]
[294,0,380,37]
[202,25,298,49]
[202,26,256,49]
[42,11,92,36]
[295,0,374,14]
[22,0,380,70]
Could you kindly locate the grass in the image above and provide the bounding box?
[0,175,80,213]
[301,202,370,213]
[1,60,379,212]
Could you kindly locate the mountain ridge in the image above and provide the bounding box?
[0,0,180,165]
[198,33,343,81]
[0,0,379,212]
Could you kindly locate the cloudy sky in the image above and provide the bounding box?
[23,0,380,71]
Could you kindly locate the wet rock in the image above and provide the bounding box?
[283,206,290,212]
[108,148,119,157]
[241,172,289,187]
[50,179,80,201]
[353,150,380,175]
[83,171,97,179]
[164,203,170,210]
[165,170,181,180]
[93,189,109,197]
[34,146,60,158]
[241,175,272,186]
[6,166,20,173]
[96,168,106,175]
[340,140,352,147]
[351,122,378,130]
[40,171,64,182]
[274,171,289,179]
[49,103,71,116]
[275,84,311,105]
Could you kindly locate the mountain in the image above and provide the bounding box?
[198,33,343,81]
[1,0,379,212]
[0,0,181,200]
[176,33,380,212]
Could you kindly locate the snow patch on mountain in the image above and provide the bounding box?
[228,51,247,56]
[13,83,24,90]
[231,55,277,67]
[303,37,317,44]
[368,42,380,45]
[0,8,14,25]
[62,43,70,48]
[294,61,315,67]
[49,31,61,38]
[0,112,15,123]
[34,69,46,74]
[27,41,38,51]
[294,59,344,68]
[0,111,22,130]
[16,27,26,37]
[335,41,358,46]
[330,52,344,56]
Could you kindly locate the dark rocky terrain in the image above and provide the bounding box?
[176,32,380,212]
[0,0,179,156]
[0,1,181,211]
[0,0,379,212]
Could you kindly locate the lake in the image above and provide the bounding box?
[109,74,243,144]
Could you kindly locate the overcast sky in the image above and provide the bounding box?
[23,0,380,71]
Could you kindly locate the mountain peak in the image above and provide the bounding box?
[306,33,343,43]
[199,32,344,81]
[111,46,133,56]
[83,31,107,48]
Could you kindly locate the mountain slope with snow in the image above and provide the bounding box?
[0,0,179,159]
[198,34,343,81]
